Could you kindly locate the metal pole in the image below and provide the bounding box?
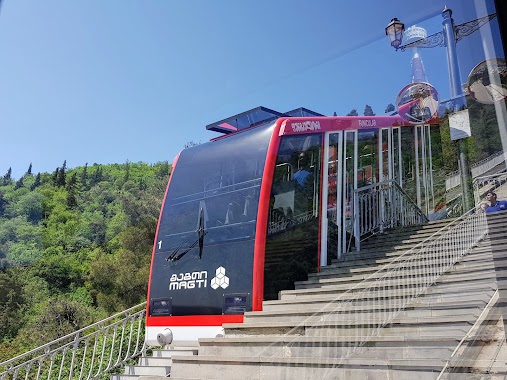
[442,7,474,211]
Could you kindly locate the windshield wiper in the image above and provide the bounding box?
[197,207,206,259]
[166,207,207,262]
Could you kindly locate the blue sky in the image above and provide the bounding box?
[0,0,503,179]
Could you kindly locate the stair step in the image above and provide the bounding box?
[244,305,481,324]
[110,375,143,380]
[279,276,495,301]
[223,315,475,338]
[200,339,452,359]
[262,286,495,311]
[111,347,198,379]
[298,262,496,289]
[123,365,170,376]
[315,258,484,278]
[197,335,455,359]
[138,356,172,366]
[170,355,448,380]
[313,248,496,282]
[259,295,488,315]
[330,237,502,266]
[151,348,199,358]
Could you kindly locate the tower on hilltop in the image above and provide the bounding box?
[404,25,429,83]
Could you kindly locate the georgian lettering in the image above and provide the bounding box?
[291,121,321,133]
[169,271,208,290]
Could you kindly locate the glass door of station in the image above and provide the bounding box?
[320,127,408,267]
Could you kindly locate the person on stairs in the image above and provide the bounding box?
[485,190,507,213]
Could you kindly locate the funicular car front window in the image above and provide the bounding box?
[158,125,272,250]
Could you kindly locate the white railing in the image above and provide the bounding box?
[248,204,488,379]
[267,210,314,235]
[321,206,486,352]
[0,303,147,380]
[473,169,507,204]
[436,289,500,379]
[446,150,507,190]
[353,180,428,249]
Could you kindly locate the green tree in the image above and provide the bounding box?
[15,297,97,348]
[0,161,170,359]
[30,173,41,191]
[439,114,459,172]
[89,248,150,312]
[66,172,77,191]
[0,193,7,217]
[155,161,170,178]
[32,254,84,292]
[80,163,88,189]
[364,104,375,116]
[13,191,44,224]
[123,160,131,183]
[57,166,66,187]
[51,167,59,186]
[385,103,395,113]
[66,172,78,208]
[26,163,32,176]
[14,177,23,190]
[346,108,358,116]
[3,167,12,185]
[0,271,25,340]
[90,165,103,186]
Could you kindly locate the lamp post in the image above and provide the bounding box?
[386,8,497,213]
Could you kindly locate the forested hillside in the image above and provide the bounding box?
[0,161,170,361]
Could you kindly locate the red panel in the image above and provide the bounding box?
[146,152,182,320]
[251,119,285,311]
[280,116,421,136]
[146,314,244,327]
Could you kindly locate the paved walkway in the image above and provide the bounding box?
[495,183,507,200]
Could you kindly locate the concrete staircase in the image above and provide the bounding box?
[121,214,507,379]
[109,346,198,380]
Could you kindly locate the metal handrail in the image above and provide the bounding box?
[436,289,499,379]
[267,210,314,235]
[0,303,147,380]
[446,150,505,178]
[473,168,507,204]
[329,205,487,352]
[353,180,428,250]
[246,203,488,380]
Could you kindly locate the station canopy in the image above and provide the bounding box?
[206,106,324,135]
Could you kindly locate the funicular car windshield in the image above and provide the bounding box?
[149,122,273,316]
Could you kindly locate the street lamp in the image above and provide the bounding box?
[385,18,405,49]
[386,7,497,213]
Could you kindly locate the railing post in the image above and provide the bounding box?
[353,181,428,245]
[379,185,385,233]
[354,190,360,252]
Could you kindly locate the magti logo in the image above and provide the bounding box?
[169,267,229,290]
[210,267,229,289]
[169,271,207,290]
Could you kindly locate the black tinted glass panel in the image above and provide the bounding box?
[150,124,273,315]
[265,134,322,300]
